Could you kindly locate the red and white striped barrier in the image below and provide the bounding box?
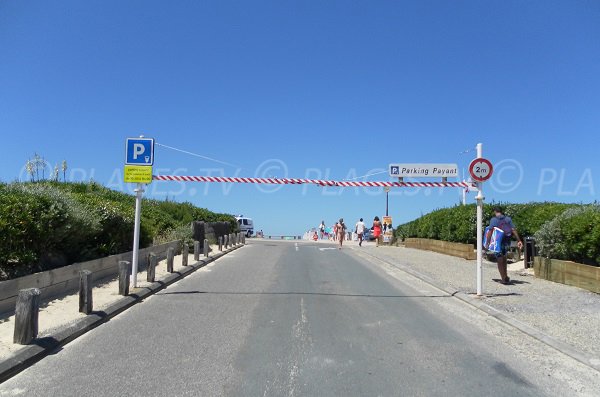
[152,175,474,188]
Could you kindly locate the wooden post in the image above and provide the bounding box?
[182,244,189,267]
[118,261,131,296]
[79,270,93,315]
[203,238,209,257]
[147,253,157,282]
[194,240,200,261]
[224,235,229,249]
[218,236,223,251]
[13,288,41,345]
[167,247,175,273]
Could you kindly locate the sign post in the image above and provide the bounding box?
[384,186,390,216]
[131,183,144,288]
[124,136,154,288]
[469,144,493,296]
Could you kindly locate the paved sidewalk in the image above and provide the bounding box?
[350,243,600,360]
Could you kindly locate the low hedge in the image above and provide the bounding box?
[396,202,598,266]
[395,202,576,245]
[0,181,236,280]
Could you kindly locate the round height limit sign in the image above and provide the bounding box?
[469,158,493,182]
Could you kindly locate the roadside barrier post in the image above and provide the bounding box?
[182,244,189,267]
[13,288,41,345]
[79,270,93,315]
[118,261,131,296]
[219,236,223,251]
[167,247,175,273]
[224,235,229,249]
[203,239,209,257]
[147,253,157,282]
[194,240,200,261]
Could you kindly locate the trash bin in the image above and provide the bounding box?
[524,237,536,269]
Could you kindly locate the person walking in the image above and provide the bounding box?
[355,218,366,247]
[484,206,523,284]
[337,218,347,249]
[319,221,326,239]
[333,222,338,241]
[372,216,382,247]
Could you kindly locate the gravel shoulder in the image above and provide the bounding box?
[348,241,600,361]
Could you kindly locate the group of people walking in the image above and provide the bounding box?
[317,216,385,250]
[310,205,524,285]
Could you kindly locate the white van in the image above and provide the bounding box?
[236,216,254,237]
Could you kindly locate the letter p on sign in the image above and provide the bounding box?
[133,143,145,160]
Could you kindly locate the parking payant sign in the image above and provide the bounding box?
[125,138,155,165]
[469,158,493,182]
[389,163,458,178]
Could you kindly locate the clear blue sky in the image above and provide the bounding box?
[1,0,599,235]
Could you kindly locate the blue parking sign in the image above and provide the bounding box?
[125,138,154,165]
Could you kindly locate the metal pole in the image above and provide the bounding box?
[475,143,484,296]
[132,183,144,288]
[386,191,389,216]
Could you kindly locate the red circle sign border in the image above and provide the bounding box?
[469,158,494,182]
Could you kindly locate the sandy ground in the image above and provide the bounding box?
[0,245,221,360]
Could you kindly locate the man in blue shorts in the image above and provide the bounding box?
[484,206,523,284]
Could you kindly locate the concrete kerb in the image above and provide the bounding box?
[352,248,600,373]
[0,245,243,384]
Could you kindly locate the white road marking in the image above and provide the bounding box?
[295,243,299,252]
[287,297,311,397]
[318,248,336,251]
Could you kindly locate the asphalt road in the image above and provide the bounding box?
[0,240,582,396]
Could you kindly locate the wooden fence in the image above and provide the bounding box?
[404,238,476,260]
[534,257,600,294]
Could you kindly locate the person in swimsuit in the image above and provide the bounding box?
[337,218,347,249]
[372,216,382,247]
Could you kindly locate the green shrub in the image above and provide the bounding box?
[0,183,101,278]
[153,224,194,247]
[534,205,600,266]
[0,181,236,280]
[395,202,576,245]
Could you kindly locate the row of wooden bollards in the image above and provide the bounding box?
[12,234,246,345]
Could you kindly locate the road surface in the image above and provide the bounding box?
[0,240,592,396]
